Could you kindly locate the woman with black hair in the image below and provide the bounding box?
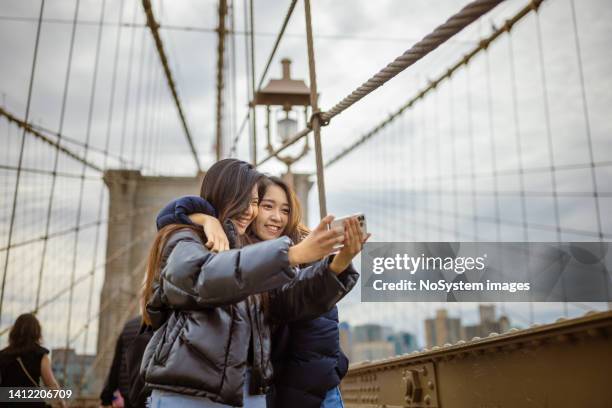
[141,159,360,407]
[156,175,367,407]
[0,313,66,408]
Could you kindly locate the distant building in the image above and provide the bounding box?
[351,324,396,363]
[463,304,510,339]
[388,331,418,355]
[51,348,96,395]
[424,309,463,347]
[352,340,395,362]
[353,323,393,343]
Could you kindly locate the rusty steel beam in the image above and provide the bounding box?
[341,310,612,407]
[215,0,228,160]
[141,0,202,172]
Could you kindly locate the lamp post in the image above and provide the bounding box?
[254,58,312,176]
[254,58,314,223]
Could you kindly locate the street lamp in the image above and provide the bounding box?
[254,58,311,171]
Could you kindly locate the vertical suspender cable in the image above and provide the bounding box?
[569,1,603,239]
[131,26,148,166]
[64,0,106,385]
[34,0,80,318]
[119,0,139,163]
[249,0,257,165]
[507,32,534,324]
[229,0,238,155]
[533,7,568,317]
[0,0,45,323]
[242,0,253,162]
[216,0,228,160]
[77,0,125,391]
[569,0,609,310]
[304,0,327,217]
[466,65,479,239]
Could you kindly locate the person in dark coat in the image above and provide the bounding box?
[0,313,66,408]
[157,176,367,408]
[141,159,361,407]
[99,315,143,408]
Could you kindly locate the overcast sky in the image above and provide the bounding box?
[1,0,611,353]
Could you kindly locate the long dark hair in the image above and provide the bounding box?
[256,176,310,243]
[6,313,42,353]
[200,159,264,223]
[142,159,263,324]
[141,224,204,326]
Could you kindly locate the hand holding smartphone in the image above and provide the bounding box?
[329,213,368,248]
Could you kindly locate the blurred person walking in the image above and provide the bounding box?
[0,313,66,408]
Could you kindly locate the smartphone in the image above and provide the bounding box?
[329,213,368,247]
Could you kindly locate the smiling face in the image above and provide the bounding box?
[253,184,290,240]
[230,185,259,235]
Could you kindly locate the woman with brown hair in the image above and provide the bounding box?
[156,176,367,407]
[0,313,66,408]
[140,159,361,407]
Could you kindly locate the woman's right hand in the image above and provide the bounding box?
[188,213,230,252]
[288,215,344,266]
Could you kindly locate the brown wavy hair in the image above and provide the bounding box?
[200,159,264,223]
[140,224,204,325]
[256,176,310,243]
[6,313,42,353]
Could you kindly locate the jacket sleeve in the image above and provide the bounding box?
[156,196,217,231]
[160,230,298,308]
[267,257,359,323]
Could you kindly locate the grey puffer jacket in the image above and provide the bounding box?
[141,227,358,406]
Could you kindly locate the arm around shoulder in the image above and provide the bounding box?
[161,231,298,308]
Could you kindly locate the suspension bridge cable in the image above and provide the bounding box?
[34,0,81,319]
[119,0,139,163]
[0,164,98,180]
[303,0,327,217]
[0,15,485,45]
[322,0,504,123]
[484,48,502,242]
[231,0,297,158]
[466,64,479,240]
[103,0,126,169]
[70,250,148,349]
[399,160,612,184]
[16,120,131,167]
[533,4,568,317]
[0,0,46,324]
[0,205,156,253]
[141,0,202,172]
[258,0,507,166]
[249,0,257,165]
[79,294,140,389]
[506,28,534,323]
[324,0,543,168]
[0,229,152,338]
[130,26,148,167]
[229,0,238,156]
[0,108,103,172]
[569,1,603,241]
[78,1,128,388]
[255,0,297,92]
[139,44,156,170]
[216,0,228,160]
[61,0,107,382]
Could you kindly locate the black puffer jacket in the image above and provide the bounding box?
[270,307,349,408]
[141,226,358,406]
